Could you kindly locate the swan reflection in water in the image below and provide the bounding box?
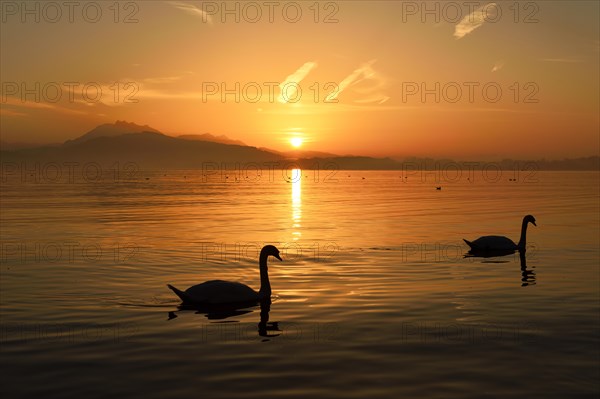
[465,249,536,287]
[517,252,536,287]
[167,298,282,339]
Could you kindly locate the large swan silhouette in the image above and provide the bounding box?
[464,215,536,253]
[167,245,282,305]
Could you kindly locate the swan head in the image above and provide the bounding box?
[261,245,282,261]
[524,215,537,227]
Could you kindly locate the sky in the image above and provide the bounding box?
[1,0,598,159]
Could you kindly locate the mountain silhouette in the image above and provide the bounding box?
[177,133,246,147]
[2,132,283,169]
[64,120,161,146]
[2,121,598,171]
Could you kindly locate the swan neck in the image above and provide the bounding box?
[258,255,271,297]
[517,218,529,249]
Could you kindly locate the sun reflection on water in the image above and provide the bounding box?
[291,169,302,240]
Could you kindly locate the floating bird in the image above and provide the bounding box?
[167,245,282,304]
[464,215,537,253]
[436,186,441,190]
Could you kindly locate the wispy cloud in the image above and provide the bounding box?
[1,97,88,115]
[133,89,204,100]
[54,74,195,107]
[143,75,185,84]
[327,59,389,104]
[259,103,537,115]
[169,1,213,24]
[540,58,584,63]
[491,60,505,72]
[454,3,497,39]
[0,107,27,117]
[278,61,318,103]
[353,95,390,104]
[260,103,422,115]
[327,60,374,101]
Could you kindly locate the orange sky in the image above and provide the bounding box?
[1,1,598,159]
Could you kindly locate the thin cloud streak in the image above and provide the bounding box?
[491,60,505,72]
[278,62,318,103]
[540,58,584,63]
[327,60,389,104]
[1,97,88,115]
[169,1,213,24]
[0,108,27,117]
[143,75,186,84]
[454,3,497,39]
[259,103,537,115]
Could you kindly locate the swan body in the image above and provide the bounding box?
[167,281,260,304]
[464,215,536,253]
[167,245,281,305]
[463,235,519,251]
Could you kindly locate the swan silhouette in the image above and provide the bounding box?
[464,215,536,253]
[167,245,282,305]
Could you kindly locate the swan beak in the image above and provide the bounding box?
[532,220,537,226]
[274,253,282,261]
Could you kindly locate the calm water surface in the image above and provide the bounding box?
[1,170,598,398]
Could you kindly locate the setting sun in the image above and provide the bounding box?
[290,137,303,148]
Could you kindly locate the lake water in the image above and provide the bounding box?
[1,169,598,398]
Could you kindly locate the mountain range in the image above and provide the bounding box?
[1,121,598,171]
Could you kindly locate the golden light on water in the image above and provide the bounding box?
[291,169,302,241]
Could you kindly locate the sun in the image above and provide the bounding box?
[290,137,303,148]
